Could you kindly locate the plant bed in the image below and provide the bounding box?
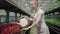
[45,18,60,27]
[46,22,60,29]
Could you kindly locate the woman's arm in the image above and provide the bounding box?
[29,13,43,27]
[24,16,33,22]
[22,12,43,30]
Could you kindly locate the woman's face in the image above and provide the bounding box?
[30,2,38,9]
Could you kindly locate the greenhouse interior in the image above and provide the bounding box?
[0,0,60,34]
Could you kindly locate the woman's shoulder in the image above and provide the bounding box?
[38,9,44,14]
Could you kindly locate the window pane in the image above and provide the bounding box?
[17,13,20,20]
[9,12,15,22]
[1,17,6,22]
[0,9,6,23]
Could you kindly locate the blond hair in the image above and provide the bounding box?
[30,0,39,7]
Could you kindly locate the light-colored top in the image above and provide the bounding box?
[32,8,50,34]
[33,8,45,26]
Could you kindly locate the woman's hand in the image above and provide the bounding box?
[19,16,33,31]
[24,16,33,21]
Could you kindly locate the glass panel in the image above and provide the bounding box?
[6,0,32,14]
[0,9,6,23]
[9,12,15,22]
[17,13,20,20]
[1,17,6,22]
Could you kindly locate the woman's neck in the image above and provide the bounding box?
[35,7,39,12]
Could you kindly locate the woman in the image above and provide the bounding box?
[22,0,50,34]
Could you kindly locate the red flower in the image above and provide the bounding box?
[0,23,22,34]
